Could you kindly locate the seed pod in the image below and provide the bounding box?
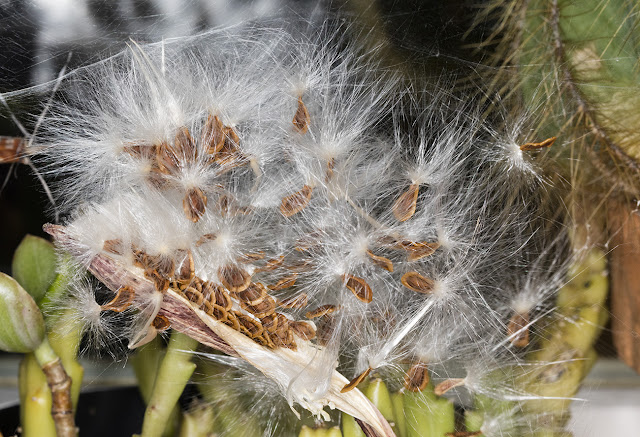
[366,250,393,272]
[400,272,435,294]
[280,185,313,217]
[342,274,373,303]
[218,265,251,293]
[183,187,208,223]
[101,286,135,312]
[292,96,311,134]
[404,363,430,392]
[0,273,45,353]
[392,183,419,222]
[341,367,372,393]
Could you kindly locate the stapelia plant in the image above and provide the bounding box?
[3,20,589,437]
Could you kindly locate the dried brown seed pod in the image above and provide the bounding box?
[101,286,135,312]
[519,136,556,151]
[305,304,338,319]
[392,183,419,222]
[280,185,313,217]
[292,96,311,134]
[507,311,530,348]
[341,367,372,393]
[183,187,208,223]
[291,321,316,341]
[404,363,430,392]
[400,271,435,294]
[342,274,373,303]
[268,273,298,291]
[278,293,309,309]
[218,265,251,293]
[366,250,393,272]
[434,378,465,396]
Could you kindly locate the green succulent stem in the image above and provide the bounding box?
[140,330,198,437]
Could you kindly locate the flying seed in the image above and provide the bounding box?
[156,141,180,175]
[255,256,285,273]
[519,136,557,151]
[203,114,225,155]
[366,250,393,272]
[316,315,336,346]
[269,273,298,291]
[183,187,208,223]
[195,233,217,247]
[151,314,171,331]
[507,311,530,348]
[103,239,125,255]
[434,378,465,396]
[278,293,308,309]
[292,96,311,134]
[239,251,266,262]
[101,286,135,312]
[280,185,313,217]
[392,183,419,222]
[342,274,373,303]
[291,321,316,341]
[306,304,338,319]
[404,363,430,392]
[341,367,372,393]
[218,265,251,293]
[395,240,440,261]
[325,158,336,181]
[214,126,246,168]
[400,271,435,294]
[175,126,197,160]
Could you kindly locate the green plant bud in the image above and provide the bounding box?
[12,235,58,304]
[0,273,45,353]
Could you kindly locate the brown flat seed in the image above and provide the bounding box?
[145,268,170,292]
[237,282,268,305]
[400,271,435,294]
[292,96,311,134]
[184,287,205,306]
[218,265,251,293]
[261,313,280,333]
[237,314,264,338]
[341,368,372,393]
[195,233,217,247]
[392,183,419,222]
[101,286,135,312]
[151,314,171,331]
[243,298,276,319]
[175,126,197,159]
[507,311,530,348]
[291,321,316,341]
[434,378,465,396]
[519,136,556,151]
[366,250,393,272]
[269,273,298,291]
[278,293,308,309]
[306,304,338,319]
[255,256,285,272]
[239,251,266,262]
[203,114,225,155]
[183,187,208,223]
[156,141,180,175]
[174,249,195,284]
[0,136,27,163]
[103,239,125,255]
[404,241,441,262]
[280,185,313,217]
[342,274,373,303]
[404,363,430,392]
[214,126,246,168]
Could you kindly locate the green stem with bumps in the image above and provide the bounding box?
[140,331,198,437]
[403,383,455,437]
